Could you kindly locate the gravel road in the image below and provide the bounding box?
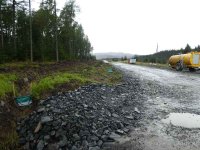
[17,62,200,150]
[113,63,200,150]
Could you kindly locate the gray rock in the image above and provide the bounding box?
[55,129,63,138]
[117,122,124,129]
[41,116,52,123]
[97,140,103,147]
[61,121,67,126]
[37,140,44,150]
[24,77,29,82]
[88,141,97,147]
[91,136,99,141]
[73,134,80,141]
[71,145,78,150]
[46,104,51,107]
[112,113,119,118]
[123,128,130,133]
[82,140,89,147]
[58,140,67,147]
[0,101,5,107]
[125,115,134,120]
[51,130,56,136]
[83,104,88,108]
[108,132,121,141]
[37,108,45,113]
[115,129,124,135]
[134,107,140,113]
[89,146,100,150]
[47,144,59,150]
[101,135,108,141]
[53,108,61,113]
[44,135,50,141]
[103,130,110,135]
[102,142,115,148]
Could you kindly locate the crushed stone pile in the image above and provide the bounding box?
[17,76,144,150]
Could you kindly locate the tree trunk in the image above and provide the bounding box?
[29,0,33,62]
[54,0,58,62]
[12,0,16,58]
[0,3,4,50]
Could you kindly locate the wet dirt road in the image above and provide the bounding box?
[113,63,200,150]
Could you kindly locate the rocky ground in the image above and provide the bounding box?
[17,73,145,150]
[0,61,122,149]
[17,62,200,150]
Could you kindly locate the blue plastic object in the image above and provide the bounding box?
[15,96,32,106]
[107,68,113,73]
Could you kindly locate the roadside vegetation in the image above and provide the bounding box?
[0,61,122,100]
[0,61,122,149]
[0,0,123,148]
[31,73,91,98]
[0,0,95,63]
[0,74,17,98]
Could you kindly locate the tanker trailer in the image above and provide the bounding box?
[168,52,200,71]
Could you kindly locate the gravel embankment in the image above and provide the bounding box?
[17,74,145,150]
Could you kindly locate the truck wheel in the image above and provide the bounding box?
[189,68,196,72]
[176,62,183,71]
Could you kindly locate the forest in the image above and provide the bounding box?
[0,0,94,63]
[135,44,200,64]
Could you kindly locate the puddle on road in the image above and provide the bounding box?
[162,113,200,128]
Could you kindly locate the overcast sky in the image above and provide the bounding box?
[33,0,200,55]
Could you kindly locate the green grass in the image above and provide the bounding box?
[0,74,17,98]
[31,62,122,99]
[0,62,40,68]
[81,63,122,85]
[31,73,92,98]
[0,121,18,150]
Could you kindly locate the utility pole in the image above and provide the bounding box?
[29,0,33,62]
[156,43,158,53]
[54,0,59,62]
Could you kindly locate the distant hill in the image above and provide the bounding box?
[94,52,134,60]
[136,50,181,64]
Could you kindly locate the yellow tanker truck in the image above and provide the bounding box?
[168,52,200,71]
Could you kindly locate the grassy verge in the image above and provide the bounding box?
[0,121,18,150]
[0,61,122,149]
[31,73,92,99]
[31,62,122,99]
[0,74,17,98]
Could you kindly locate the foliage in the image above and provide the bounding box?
[0,0,94,63]
[183,44,191,54]
[31,73,91,98]
[30,61,122,98]
[0,74,17,97]
[0,121,18,150]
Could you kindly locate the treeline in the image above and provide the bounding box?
[135,44,200,64]
[0,0,95,63]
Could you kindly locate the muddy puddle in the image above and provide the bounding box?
[162,113,200,128]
